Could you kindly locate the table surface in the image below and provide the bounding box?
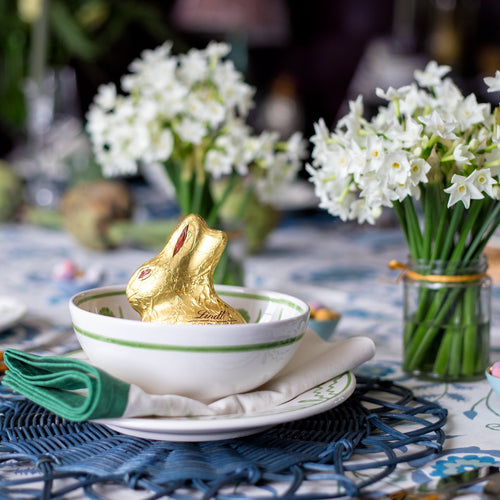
[1,214,500,498]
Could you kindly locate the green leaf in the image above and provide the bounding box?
[50,0,99,61]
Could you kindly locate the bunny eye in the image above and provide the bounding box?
[173,224,189,256]
[138,268,152,280]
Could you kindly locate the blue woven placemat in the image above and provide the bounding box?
[0,376,447,499]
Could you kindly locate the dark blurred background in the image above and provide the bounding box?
[2,0,500,239]
[2,0,500,158]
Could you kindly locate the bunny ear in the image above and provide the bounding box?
[173,224,189,257]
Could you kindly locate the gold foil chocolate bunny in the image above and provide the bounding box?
[126,214,246,325]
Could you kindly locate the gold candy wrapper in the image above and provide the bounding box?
[126,214,246,325]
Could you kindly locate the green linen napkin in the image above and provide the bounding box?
[2,349,130,421]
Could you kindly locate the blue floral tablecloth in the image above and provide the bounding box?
[1,215,500,497]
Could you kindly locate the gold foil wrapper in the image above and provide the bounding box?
[126,214,246,325]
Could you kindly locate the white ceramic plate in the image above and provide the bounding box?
[93,371,356,441]
[0,297,27,332]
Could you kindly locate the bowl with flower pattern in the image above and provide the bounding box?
[69,285,309,402]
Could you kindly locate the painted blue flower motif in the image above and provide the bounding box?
[355,363,395,378]
[463,410,478,420]
[447,392,466,402]
[430,455,498,477]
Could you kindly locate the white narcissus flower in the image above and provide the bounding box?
[399,83,429,117]
[414,60,451,88]
[409,158,431,185]
[178,49,209,85]
[205,150,233,178]
[484,70,500,93]
[385,119,422,148]
[472,168,497,198]
[175,117,207,145]
[378,152,412,187]
[94,83,117,111]
[375,85,411,102]
[149,129,174,162]
[365,135,387,170]
[204,40,231,61]
[419,111,459,140]
[350,198,382,225]
[284,132,308,162]
[453,144,474,165]
[455,94,490,130]
[444,173,484,208]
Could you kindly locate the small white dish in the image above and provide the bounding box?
[0,297,27,332]
[93,371,356,441]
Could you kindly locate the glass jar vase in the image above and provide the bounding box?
[402,255,491,382]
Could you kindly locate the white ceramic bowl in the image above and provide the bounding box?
[69,285,309,402]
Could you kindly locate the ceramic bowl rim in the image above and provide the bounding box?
[69,284,310,335]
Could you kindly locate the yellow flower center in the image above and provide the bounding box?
[392,162,400,169]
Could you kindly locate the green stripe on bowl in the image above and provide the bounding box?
[75,290,126,306]
[219,291,306,313]
[73,324,305,353]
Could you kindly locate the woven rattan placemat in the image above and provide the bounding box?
[0,376,447,499]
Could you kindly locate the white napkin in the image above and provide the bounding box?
[122,330,375,418]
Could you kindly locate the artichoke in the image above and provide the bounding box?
[60,180,134,250]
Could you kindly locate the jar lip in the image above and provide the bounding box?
[405,254,489,277]
[406,254,488,265]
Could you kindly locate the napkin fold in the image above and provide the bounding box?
[3,330,375,422]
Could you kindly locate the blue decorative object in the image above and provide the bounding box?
[309,317,340,341]
[0,377,447,499]
[486,369,500,400]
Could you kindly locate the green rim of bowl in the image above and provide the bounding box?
[74,289,306,313]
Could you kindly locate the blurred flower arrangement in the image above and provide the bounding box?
[307,61,500,380]
[0,0,173,132]
[86,41,306,227]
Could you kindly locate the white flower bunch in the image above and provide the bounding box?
[307,61,500,225]
[86,41,306,211]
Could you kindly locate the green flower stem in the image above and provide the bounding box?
[464,202,500,260]
[433,324,454,375]
[403,197,423,257]
[421,187,435,260]
[191,146,208,218]
[404,286,461,371]
[206,172,239,226]
[447,202,483,263]
[438,203,464,261]
[462,286,479,376]
[191,176,206,218]
[392,201,410,249]
[234,182,255,220]
[447,298,463,378]
[430,198,451,260]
